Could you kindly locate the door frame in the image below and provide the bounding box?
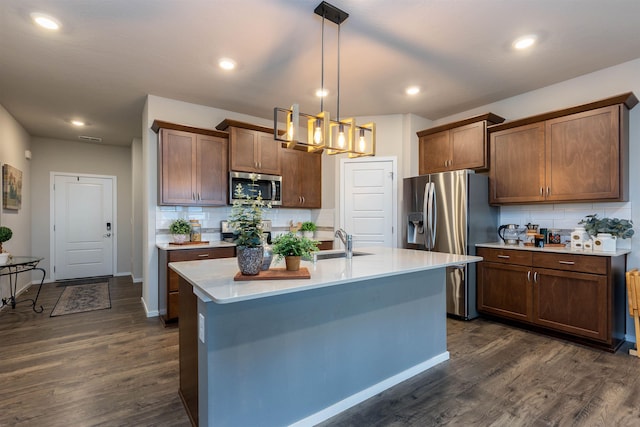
[338,156,398,248]
[49,171,118,281]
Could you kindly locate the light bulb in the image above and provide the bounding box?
[359,129,366,152]
[287,120,294,141]
[337,124,346,148]
[313,119,322,144]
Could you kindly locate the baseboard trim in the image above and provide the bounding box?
[289,351,450,427]
[141,297,159,317]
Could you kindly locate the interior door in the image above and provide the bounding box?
[54,174,114,280]
[341,159,395,248]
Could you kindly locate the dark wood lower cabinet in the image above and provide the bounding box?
[179,277,198,427]
[158,246,235,324]
[477,247,626,351]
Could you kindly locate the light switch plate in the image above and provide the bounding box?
[198,313,205,343]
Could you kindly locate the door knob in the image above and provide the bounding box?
[104,233,112,237]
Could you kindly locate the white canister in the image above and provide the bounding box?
[593,233,617,252]
[570,226,590,250]
[583,239,594,252]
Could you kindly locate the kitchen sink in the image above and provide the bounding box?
[312,250,372,262]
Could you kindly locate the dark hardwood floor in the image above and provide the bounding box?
[0,276,190,427]
[2,277,640,427]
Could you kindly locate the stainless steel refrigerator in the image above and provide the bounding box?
[403,170,498,319]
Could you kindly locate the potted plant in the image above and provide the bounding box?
[0,226,12,265]
[169,219,191,244]
[300,221,317,239]
[228,181,270,275]
[579,214,634,239]
[271,232,319,271]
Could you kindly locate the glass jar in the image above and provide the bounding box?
[189,220,201,242]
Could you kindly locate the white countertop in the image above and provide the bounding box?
[156,241,236,251]
[476,242,631,257]
[169,246,482,304]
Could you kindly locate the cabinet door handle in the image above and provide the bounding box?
[497,255,510,259]
[546,186,550,197]
[539,187,543,196]
[534,272,538,282]
[527,271,531,282]
[558,260,575,265]
[302,196,305,204]
[192,192,196,200]
[198,254,209,258]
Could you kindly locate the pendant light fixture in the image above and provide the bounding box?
[274,1,375,157]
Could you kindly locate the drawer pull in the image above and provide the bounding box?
[558,260,575,265]
[497,255,510,259]
[198,254,210,258]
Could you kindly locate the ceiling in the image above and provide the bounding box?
[2,0,640,147]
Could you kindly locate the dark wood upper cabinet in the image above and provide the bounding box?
[153,121,229,206]
[216,119,281,175]
[488,92,637,205]
[280,148,322,208]
[417,113,505,175]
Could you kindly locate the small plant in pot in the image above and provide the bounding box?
[228,181,270,275]
[169,219,191,244]
[300,221,317,239]
[0,226,12,265]
[271,232,319,271]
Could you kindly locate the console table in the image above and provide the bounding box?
[0,256,45,313]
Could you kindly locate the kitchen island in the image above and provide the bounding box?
[170,247,481,427]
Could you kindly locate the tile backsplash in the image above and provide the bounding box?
[156,206,336,243]
[499,201,633,249]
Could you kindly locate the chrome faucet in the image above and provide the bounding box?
[335,228,353,259]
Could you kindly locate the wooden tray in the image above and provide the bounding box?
[234,267,311,281]
[168,241,210,246]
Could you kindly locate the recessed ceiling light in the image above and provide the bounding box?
[512,35,537,50]
[316,89,329,97]
[406,86,420,96]
[30,12,61,31]
[70,120,85,127]
[218,58,236,71]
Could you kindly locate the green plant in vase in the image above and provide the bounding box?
[300,221,317,238]
[579,214,634,239]
[0,226,12,264]
[169,219,192,244]
[228,179,270,275]
[271,232,319,271]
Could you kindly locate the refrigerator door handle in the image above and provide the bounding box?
[422,183,429,248]
[430,183,437,247]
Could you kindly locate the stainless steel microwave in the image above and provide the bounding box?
[229,171,282,206]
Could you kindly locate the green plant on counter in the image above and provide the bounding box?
[300,221,317,232]
[0,226,12,253]
[228,180,271,248]
[169,219,191,235]
[579,214,634,239]
[271,232,319,261]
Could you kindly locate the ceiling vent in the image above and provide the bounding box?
[78,135,102,143]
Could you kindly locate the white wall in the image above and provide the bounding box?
[30,137,133,280]
[131,137,143,282]
[0,104,32,301]
[431,57,640,341]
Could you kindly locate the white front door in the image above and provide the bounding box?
[340,158,396,248]
[53,174,115,280]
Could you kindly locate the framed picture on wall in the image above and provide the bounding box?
[3,164,22,210]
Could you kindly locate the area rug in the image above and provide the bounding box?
[50,282,111,317]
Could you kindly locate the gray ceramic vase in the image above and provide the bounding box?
[237,246,263,276]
